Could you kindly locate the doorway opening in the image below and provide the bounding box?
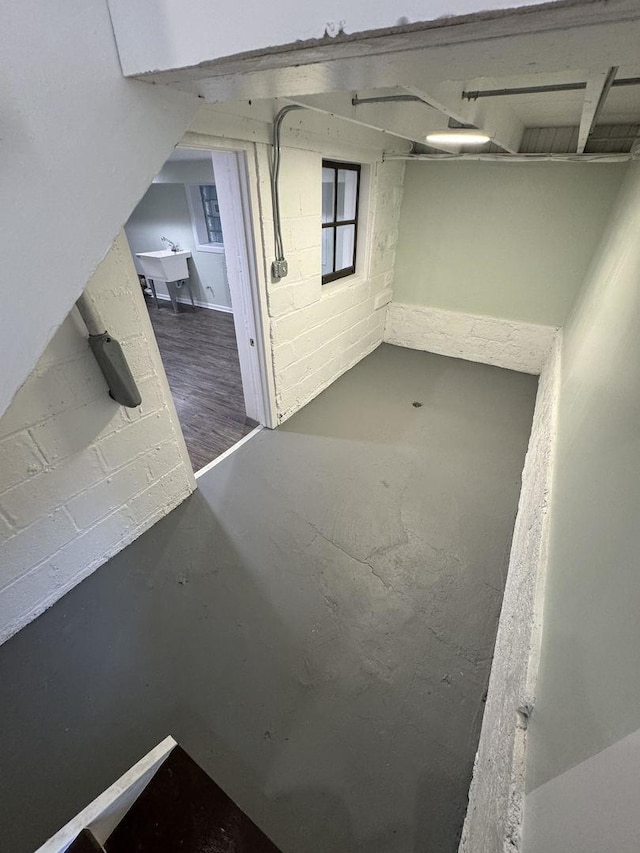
[124,146,271,475]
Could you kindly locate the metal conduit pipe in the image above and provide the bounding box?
[75,292,142,408]
[270,104,307,281]
[352,94,439,109]
[462,76,640,100]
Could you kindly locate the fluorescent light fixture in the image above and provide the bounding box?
[426,130,491,146]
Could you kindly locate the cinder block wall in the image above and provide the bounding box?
[257,146,405,420]
[0,232,195,643]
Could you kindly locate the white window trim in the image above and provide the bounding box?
[185,183,225,253]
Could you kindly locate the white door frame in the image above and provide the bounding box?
[208,149,273,427]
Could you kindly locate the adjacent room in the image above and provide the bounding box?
[125,147,259,472]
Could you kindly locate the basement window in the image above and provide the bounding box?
[322,160,361,284]
[186,184,224,253]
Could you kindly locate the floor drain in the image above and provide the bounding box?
[412,401,423,408]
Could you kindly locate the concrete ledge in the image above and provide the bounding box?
[36,736,177,852]
[459,334,562,853]
[384,303,558,375]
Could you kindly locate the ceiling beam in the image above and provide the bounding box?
[289,82,525,154]
[577,67,618,153]
[287,89,453,149]
[409,81,524,153]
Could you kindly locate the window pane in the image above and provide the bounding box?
[336,169,358,221]
[322,228,335,275]
[199,184,223,244]
[322,168,335,223]
[335,224,355,272]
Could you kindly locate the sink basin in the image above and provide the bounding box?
[136,250,191,282]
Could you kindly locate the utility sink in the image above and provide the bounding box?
[136,250,191,282]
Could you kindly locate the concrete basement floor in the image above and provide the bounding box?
[0,344,537,853]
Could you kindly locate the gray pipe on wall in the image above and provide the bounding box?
[270,104,307,281]
[75,292,142,408]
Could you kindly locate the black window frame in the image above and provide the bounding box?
[199,184,224,245]
[321,160,361,285]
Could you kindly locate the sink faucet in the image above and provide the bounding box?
[161,236,180,253]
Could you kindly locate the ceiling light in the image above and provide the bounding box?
[426,130,491,146]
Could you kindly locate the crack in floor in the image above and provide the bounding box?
[306,520,394,591]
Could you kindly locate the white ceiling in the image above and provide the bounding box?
[150,1,640,155]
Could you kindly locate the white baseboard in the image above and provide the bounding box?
[384,302,558,375]
[195,425,263,479]
[148,291,233,313]
[459,334,562,853]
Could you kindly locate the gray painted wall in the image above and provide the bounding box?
[393,162,626,326]
[523,163,640,852]
[125,183,232,309]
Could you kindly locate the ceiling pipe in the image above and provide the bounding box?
[352,94,438,109]
[462,76,640,100]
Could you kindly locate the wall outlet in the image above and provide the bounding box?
[272,259,288,280]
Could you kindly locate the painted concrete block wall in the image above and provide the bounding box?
[107,0,558,76]
[0,233,195,645]
[523,163,640,852]
[125,183,232,309]
[460,334,561,853]
[256,146,405,421]
[385,303,557,375]
[1,0,198,421]
[393,162,627,326]
[185,103,406,421]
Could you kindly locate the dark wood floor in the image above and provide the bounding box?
[145,298,258,472]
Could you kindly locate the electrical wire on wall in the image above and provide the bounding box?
[270,104,306,281]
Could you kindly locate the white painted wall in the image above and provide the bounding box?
[107,0,560,76]
[0,234,195,645]
[0,103,406,642]
[393,162,627,327]
[460,334,561,853]
[384,303,557,375]
[187,106,405,423]
[0,0,198,421]
[258,150,403,421]
[125,183,232,309]
[523,163,640,852]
